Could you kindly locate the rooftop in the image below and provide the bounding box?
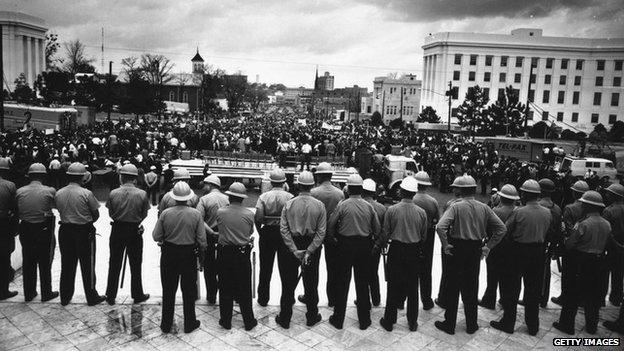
[0,11,47,31]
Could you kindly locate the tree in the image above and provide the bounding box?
[11,73,35,103]
[45,33,61,70]
[416,106,441,123]
[529,121,548,139]
[589,123,608,145]
[222,74,248,115]
[62,40,96,75]
[118,73,161,120]
[35,71,72,104]
[268,83,286,92]
[487,86,526,136]
[120,56,140,80]
[609,120,624,142]
[245,83,268,112]
[561,129,577,140]
[139,54,174,85]
[389,117,403,129]
[200,69,225,114]
[456,85,490,135]
[370,111,383,126]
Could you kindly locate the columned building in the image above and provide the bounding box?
[373,74,422,124]
[421,29,624,132]
[0,11,48,88]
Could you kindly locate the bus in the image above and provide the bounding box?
[2,103,80,131]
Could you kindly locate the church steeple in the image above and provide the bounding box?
[192,47,204,74]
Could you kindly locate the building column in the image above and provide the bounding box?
[30,37,37,84]
[39,38,45,73]
[34,38,41,79]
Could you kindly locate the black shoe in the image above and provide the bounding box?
[134,294,150,304]
[258,299,268,307]
[219,319,231,330]
[25,292,38,302]
[528,328,538,336]
[306,314,322,327]
[328,315,342,330]
[422,299,434,311]
[88,295,107,306]
[397,303,404,310]
[379,317,393,331]
[552,322,574,335]
[372,300,380,307]
[490,320,513,334]
[328,301,335,307]
[551,296,562,306]
[603,320,624,334]
[609,296,622,306]
[160,325,171,333]
[42,292,59,302]
[106,297,116,305]
[539,300,547,308]
[275,314,289,329]
[466,324,478,334]
[185,320,200,333]
[61,299,71,306]
[517,299,525,306]
[207,297,216,305]
[586,326,597,335]
[409,321,418,332]
[245,319,258,331]
[0,291,18,300]
[360,320,371,330]
[434,298,446,309]
[297,294,307,304]
[434,321,454,335]
[478,299,495,310]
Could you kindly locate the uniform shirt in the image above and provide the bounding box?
[566,213,611,254]
[255,188,293,226]
[196,189,229,229]
[0,177,17,219]
[311,181,344,220]
[152,205,206,249]
[216,203,255,246]
[55,182,100,224]
[493,204,516,223]
[436,197,506,249]
[106,183,149,223]
[365,197,387,228]
[603,202,624,245]
[380,198,428,244]
[413,192,440,228]
[280,192,327,254]
[563,201,585,234]
[505,201,552,244]
[16,181,56,223]
[158,191,199,216]
[539,197,563,242]
[328,195,380,239]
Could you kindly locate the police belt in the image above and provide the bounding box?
[20,216,54,226]
[217,243,252,254]
[162,241,195,249]
[262,215,281,226]
[111,221,140,228]
[573,249,605,259]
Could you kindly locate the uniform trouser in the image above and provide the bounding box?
[419,228,435,304]
[217,245,255,327]
[333,235,372,326]
[541,254,552,305]
[605,243,624,304]
[258,225,281,303]
[0,219,15,294]
[384,241,423,326]
[106,222,144,300]
[59,223,100,304]
[437,251,451,306]
[481,241,506,305]
[160,243,197,331]
[559,251,606,331]
[277,236,320,323]
[558,253,576,302]
[203,233,218,301]
[147,187,159,206]
[19,219,56,298]
[443,238,481,331]
[368,250,381,306]
[300,154,311,171]
[499,242,544,332]
[325,243,339,306]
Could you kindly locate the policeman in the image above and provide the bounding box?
[602,184,624,306]
[16,163,58,302]
[196,174,228,304]
[553,191,611,335]
[537,178,562,308]
[412,171,439,310]
[480,184,519,310]
[105,164,150,305]
[491,180,551,336]
[0,158,18,300]
[210,182,257,331]
[299,162,344,306]
[362,178,386,307]
[144,165,159,206]
[378,176,427,332]
[158,168,198,216]
[152,181,206,334]
[275,171,326,329]
[551,180,589,306]
[435,175,506,335]
[55,162,106,306]
[327,173,380,330]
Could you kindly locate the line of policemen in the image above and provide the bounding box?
[2,156,624,338]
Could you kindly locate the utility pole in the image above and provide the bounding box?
[0,24,4,132]
[381,89,386,121]
[524,61,536,129]
[447,81,452,132]
[107,61,112,121]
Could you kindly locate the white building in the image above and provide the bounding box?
[421,28,624,132]
[372,74,422,124]
[0,11,47,89]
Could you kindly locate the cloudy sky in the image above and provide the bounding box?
[5,0,624,89]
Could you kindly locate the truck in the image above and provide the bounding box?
[2,103,88,131]
[483,137,555,162]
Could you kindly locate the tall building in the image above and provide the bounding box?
[373,74,422,124]
[315,70,334,91]
[421,28,624,132]
[0,11,48,88]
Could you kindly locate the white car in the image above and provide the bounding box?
[554,156,617,181]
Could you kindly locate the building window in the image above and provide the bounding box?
[454,54,462,65]
[557,112,564,121]
[483,88,490,99]
[591,113,599,123]
[367,106,371,113]
[499,72,506,82]
[574,76,581,86]
[500,56,508,67]
[559,75,567,85]
[530,74,536,83]
[484,72,491,82]
[614,77,622,87]
[612,92,620,106]
[616,60,623,71]
[485,55,493,66]
[593,92,602,105]
[561,59,569,69]
[542,111,549,121]
[470,55,477,65]
[595,76,603,86]
[528,90,535,102]
[531,57,539,67]
[576,60,584,70]
[571,112,579,122]
[597,60,605,71]
[546,58,554,69]
[543,90,550,103]
[609,115,617,124]
[182,91,188,103]
[453,71,460,80]
[515,56,524,67]
[557,91,565,104]
[469,71,476,81]
[544,75,551,84]
[497,88,505,101]
[169,91,175,101]
[514,73,521,83]
[572,91,580,104]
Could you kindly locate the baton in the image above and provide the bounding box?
[382,248,388,282]
[252,252,257,299]
[541,254,550,299]
[120,247,128,289]
[556,256,562,273]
